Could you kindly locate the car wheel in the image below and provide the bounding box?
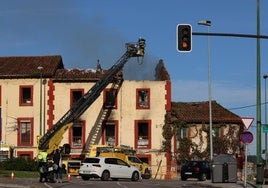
[81,176,90,181]
[101,170,110,181]
[199,173,207,181]
[112,178,119,181]
[131,171,140,181]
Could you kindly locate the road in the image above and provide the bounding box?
[46,178,214,188]
[0,176,255,188]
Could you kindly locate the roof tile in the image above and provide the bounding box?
[0,55,64,78]
[172,101,242,124]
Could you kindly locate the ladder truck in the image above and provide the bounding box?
[37,38,146,174]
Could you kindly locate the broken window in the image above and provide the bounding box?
[136,89,150,109]
[136,121,151,148]
[104,89,117,108]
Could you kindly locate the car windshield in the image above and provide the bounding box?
[183,161,209,167]
[184,161,200,166]
[83,158,100,163]
[128,156,142,163]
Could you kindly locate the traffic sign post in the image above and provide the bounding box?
[240,130,254,188]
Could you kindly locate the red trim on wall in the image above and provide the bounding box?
[70,89,84,107]
[0,85,2,106]
[19,85,33,106]
[136,88,150,109]
[101,120,119,146]
[17,151,34,159]
[165,81,171,110]
[165,152,172,180]
[103,88,118,109]
[47,79,55,129]
[17,117,34,146]
[134,120,151,149]
[68,120,86,149]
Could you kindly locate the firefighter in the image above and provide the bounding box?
[37,150,48,183]
[53,149,63,183]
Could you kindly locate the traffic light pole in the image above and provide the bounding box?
[256,1,262,187]
[192,32,268,39]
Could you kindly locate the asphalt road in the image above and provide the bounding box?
[0,177,257,188]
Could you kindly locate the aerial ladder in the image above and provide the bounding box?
[38,38,146,155]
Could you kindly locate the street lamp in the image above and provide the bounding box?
[264,74,268,167]
[37,66,43,136]
[198,20,213,160]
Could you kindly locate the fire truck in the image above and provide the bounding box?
[0,143,13,162]
[37,38,146,175]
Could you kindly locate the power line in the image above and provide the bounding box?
[228,102,268,111]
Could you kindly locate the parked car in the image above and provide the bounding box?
[180,160,211,181]
[79,157,141,181]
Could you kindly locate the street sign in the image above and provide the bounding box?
[263,124,268,133]
[240,131,254,144]
[241,117,254,130]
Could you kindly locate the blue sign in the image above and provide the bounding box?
[240,131,254,144]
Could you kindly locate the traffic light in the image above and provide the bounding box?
[177,24,192,52]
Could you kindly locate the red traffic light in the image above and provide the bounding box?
[177,24,192,52]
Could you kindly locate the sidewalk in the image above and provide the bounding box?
[0,177,71,188]
[193,180,257,188]
[0,177,46,188]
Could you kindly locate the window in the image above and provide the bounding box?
[176,127,188,150]
[177,127,188,139]
[70,121,85,148]
[70,89,84,107]
[116,158,128,166]
[136,89,150,109]
[17,151,33,160]
[17,118,33,146]
[103,89,117,109]
[135,120,151,149]
[102,121,118,146]
[19,86,33,106]
[213,127,221,137]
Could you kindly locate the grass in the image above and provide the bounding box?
[0,170,40,178]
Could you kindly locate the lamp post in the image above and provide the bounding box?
[264,74,268,167]
[37,66,43,136]
[198,20,213,160]
[43,78,47,135]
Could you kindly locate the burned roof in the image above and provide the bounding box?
[53,68,106,82]
[171,101,243,124]
[0,55,64,78]
[155,59,170,81]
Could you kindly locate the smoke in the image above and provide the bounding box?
[123,54,159,81]
[0,2,160,80]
